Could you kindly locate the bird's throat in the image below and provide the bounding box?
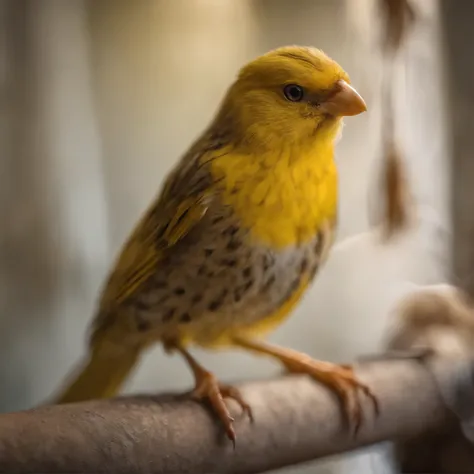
[209,142,338,249]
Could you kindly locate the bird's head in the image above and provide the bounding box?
[218,46,366,150]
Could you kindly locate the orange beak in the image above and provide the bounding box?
[320,80,367,117]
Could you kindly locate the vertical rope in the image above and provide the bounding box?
[377,0,416,240]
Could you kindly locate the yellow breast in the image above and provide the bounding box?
[209,143,338,249]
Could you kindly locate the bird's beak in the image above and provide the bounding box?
[320,80,367,117]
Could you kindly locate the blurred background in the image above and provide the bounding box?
[1,0,468,472]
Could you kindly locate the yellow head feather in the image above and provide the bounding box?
[213,46,359,152]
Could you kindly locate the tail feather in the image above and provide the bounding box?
[54,344,142,404]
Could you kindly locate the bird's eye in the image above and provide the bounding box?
[283,84,304,102]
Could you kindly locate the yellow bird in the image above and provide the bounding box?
[54,45,377,442]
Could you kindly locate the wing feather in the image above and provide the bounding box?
[98,152,217,311]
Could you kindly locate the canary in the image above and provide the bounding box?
[53,46,377,442]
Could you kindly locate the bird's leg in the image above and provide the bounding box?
[167,341,252,443]
[232,335,379,435]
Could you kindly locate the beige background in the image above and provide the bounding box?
[0,0,449,473]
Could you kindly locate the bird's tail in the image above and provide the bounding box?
[53,342,143,404]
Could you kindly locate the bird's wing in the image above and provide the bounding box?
[98,153,219,312]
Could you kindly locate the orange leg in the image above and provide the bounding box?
[232,335,379,435]
[169,342,253,444]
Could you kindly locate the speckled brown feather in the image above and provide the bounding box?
[90,132,223,347]
[91,133,333,350]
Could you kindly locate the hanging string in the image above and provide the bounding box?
[376,0,416,240]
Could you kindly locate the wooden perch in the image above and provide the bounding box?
[0,355,470,474]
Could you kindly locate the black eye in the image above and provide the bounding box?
[283,84,304,102]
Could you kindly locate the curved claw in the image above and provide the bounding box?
[220,385,255,423]
[330,366,379,435]
[283,359,379,435]
[191,372,253,444]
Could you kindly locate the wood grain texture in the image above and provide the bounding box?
[0,357,466,474]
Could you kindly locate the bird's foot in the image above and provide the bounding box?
[283,357,379,435]
[191,370,253,445]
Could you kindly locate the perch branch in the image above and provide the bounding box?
[0,356,470,474]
